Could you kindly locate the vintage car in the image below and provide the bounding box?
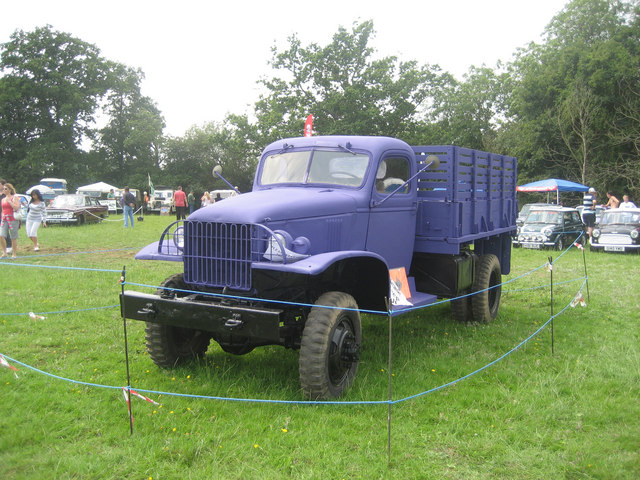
[516,202,553,227]
[575,204,606,224]
[515,206,585,250]
[590,208,640,253]
[46,194,108,225]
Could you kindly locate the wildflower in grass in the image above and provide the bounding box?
[187,375,191,379]
[254,444,259,448]
[281,428,288,433]
[172,428,176,432]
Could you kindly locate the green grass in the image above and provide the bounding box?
[1,215,639,479]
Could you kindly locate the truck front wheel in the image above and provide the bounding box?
[299,292,362,400]
[471,254,502,323]
[145,274,210,368]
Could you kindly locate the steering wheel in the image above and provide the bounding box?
[330,171,360,180]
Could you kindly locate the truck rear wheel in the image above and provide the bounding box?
[299,292,361,400]
[471,254,502,323]
[451,294,473,323]
[145,274,210,368]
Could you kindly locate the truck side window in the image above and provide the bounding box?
[376,157,410,194]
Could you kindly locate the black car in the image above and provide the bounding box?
[515,206,585,250]
[516,202,552,227]
[590,208,640,253]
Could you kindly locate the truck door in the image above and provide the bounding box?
[366,155,417,270]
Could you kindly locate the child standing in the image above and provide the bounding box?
[26,189,47,251]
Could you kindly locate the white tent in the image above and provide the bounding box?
[76,181,119,195]
[26,184,56,198]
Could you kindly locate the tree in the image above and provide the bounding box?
[0,25,112,189]
[254,20,440,141]
[95,64,165,188]
[504,0,640,193]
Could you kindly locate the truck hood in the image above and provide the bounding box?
[187,188,361,224]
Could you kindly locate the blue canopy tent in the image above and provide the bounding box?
[516,178,589,204]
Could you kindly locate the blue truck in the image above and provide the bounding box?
[120,136,517,399]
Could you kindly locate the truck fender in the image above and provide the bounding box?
[255,251,390,312]
[134,241,183,262]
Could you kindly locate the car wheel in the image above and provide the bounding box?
[555,236,564,251]
[299,291,361,399]
[451,294,473,323]
[471,254,502,323]
[145,274,210,368]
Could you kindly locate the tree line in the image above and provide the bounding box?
[1,0,639,203]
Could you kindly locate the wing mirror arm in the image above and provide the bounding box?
[213,165,241,194]
[372,155,440,208]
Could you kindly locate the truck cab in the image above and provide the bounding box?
[121,136,517,399]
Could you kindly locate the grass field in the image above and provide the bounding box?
[1,214,638,479]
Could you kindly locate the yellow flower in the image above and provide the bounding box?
[281,428,288,433]
[254,444,259,448]
[172,428,177,432]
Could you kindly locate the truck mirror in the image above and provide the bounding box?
[426,155,440,169]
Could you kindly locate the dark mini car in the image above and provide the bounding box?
[575,204,605,224]
[590,208,640,253]
[46,194,108,225]
[516,202,552,227]
[515,206,585,250]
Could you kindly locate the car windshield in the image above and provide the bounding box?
[525,210,562,224]
[599,211,640,225]
[51,195,84,207]
[260,149,370,187]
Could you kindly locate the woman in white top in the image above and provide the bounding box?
[26,189,47,251]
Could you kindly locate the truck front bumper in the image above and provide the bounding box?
[120,290,284,343]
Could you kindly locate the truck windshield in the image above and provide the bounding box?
[261,150,369,187]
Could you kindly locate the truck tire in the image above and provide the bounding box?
[555,235,565,251]
[145,274,210,368]
[299,292,361,400]
[471,254,502,323]
[451,295,473,323]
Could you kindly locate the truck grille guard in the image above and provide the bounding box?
[156,220,292,291]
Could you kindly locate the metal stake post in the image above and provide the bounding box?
[385,297,393,467]
[120,266,134,435]
[548,256,554,356]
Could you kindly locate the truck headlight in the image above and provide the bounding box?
[263,230,309,263]
[173,226,185,251]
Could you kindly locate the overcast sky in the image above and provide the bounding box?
[2,0,569,136]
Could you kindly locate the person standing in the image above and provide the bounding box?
[619,195,637,209]
[122,186,136,228]
[200,191,212,207]
[582,187,597,239]
[0,178,11,253]
[188,190,195,215]
[26,189,47,251]
[603,192,620,209]
[173,186,188,220]
[1,183,21,258]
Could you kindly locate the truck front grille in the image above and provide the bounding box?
[183,221,257,290]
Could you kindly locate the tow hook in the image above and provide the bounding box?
[137,303,157,318]
[224,313,244,329]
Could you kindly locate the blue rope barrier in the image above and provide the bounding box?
[0,279,587,406]
[0,243,590,406]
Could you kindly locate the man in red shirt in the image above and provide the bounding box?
[173,186,188,220]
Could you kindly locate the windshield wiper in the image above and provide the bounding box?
[338,142,356,155]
